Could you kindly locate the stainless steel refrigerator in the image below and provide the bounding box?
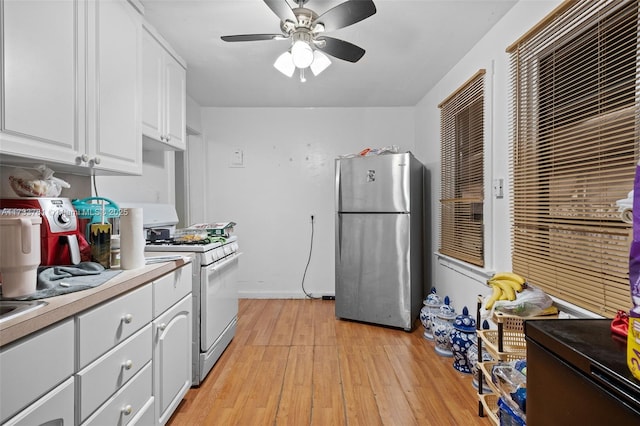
[335,152,424,330]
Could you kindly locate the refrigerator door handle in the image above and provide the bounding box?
[337,213,342,259]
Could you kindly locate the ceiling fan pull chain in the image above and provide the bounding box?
[299,67,306,83]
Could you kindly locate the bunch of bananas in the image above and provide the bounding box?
[485,272,526,309]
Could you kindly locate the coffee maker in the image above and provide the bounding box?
[0,198,90,266]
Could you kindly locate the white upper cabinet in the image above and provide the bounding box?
[1,0,85,164]
[86,0,143,174]
[0,0,142,175]
[142,26,186,151]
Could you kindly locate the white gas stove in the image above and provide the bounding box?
[126,203,240,386]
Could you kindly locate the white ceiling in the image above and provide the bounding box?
[141,0,517,108]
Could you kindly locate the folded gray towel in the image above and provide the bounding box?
[1,262,122,301]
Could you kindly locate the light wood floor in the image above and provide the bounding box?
[167,299,491,426]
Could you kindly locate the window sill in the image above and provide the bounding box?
[434,252,494,284]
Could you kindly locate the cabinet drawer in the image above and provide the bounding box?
[153,263,192,317]
[82,361,153,426]
[77,324,152,422]
[129,396,154,426]
[77,283,152,368]
[3,377,74,426]
[0,318,74,424]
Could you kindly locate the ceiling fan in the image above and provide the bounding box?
[221,0,376,81]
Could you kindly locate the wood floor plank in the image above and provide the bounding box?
[167,299,491,426]
[310,345,346,426]
[276,345,314,425]
[245,299,286,346]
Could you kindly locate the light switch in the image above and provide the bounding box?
[231,148,244,167]
[493,178,504,198]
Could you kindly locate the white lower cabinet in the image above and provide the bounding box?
[153,295,192,425]
[0,318,75,424]
[0,264,192,426]
[76,324,152,422]
[82,362,153,426]
[3,376,75,426]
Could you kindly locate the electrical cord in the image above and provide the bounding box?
[301,215,319,299]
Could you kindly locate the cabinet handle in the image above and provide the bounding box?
[158,323,167,331]
[122,405,133,416]
[122,314,133,324]
[160,135,166,141]
[166,135,171,141]
[123,359,133,370]
[81,154,90,163]
[93,156,101,165]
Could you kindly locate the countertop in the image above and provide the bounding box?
[525,318,640,406]
[0,256,192,347]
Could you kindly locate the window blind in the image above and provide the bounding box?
[439,70,485,267]
[508,0,639,317]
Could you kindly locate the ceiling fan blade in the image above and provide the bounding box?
[221,34,287,42]
[315,36,365,63]
[263,0,296,22]
[313,0,376,32]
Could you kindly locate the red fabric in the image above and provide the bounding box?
[611,310,629,338]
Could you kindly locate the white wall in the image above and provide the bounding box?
[413,0,562,314]
[201,107,415,298]
[94,150,176,204]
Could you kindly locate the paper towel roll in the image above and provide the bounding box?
[120,208,146,270]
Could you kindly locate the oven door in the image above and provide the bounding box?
[200,253,239,352]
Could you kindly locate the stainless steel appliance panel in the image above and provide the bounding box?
[335,212,413,329]
[336,152,412,213]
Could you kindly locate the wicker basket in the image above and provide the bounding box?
[478,392,499,426]
[477,329,527,359]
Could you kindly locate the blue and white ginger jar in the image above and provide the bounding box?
[432,298,456,357]
[419,289,441,340]
[449,306,476,374]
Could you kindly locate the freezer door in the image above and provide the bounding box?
[336,153,412,213]
[335,212,413,329]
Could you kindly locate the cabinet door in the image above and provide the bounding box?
[0,318,75,423]
[141,29,164,142]
[1,0,84,163]
[86,0,142,174]
[164,56,186,150]
[153,295,192,425]
[3,378,75,426]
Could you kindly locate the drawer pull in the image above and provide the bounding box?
[158,323,167,331]
[123,359,133,370]
[122,313,133,324]
[122,404,133,416]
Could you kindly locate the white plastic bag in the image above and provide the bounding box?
[8,165,70,197]
[493,285,553,317]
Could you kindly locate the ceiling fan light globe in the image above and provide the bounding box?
[310,50,331,76]
[291,40,314,68]
[274,51,295,77]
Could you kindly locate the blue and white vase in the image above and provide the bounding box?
[420,288,441,340]
[432,297,456,357]
[449,306,476,374]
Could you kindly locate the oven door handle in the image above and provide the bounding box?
[210,252,241,272]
